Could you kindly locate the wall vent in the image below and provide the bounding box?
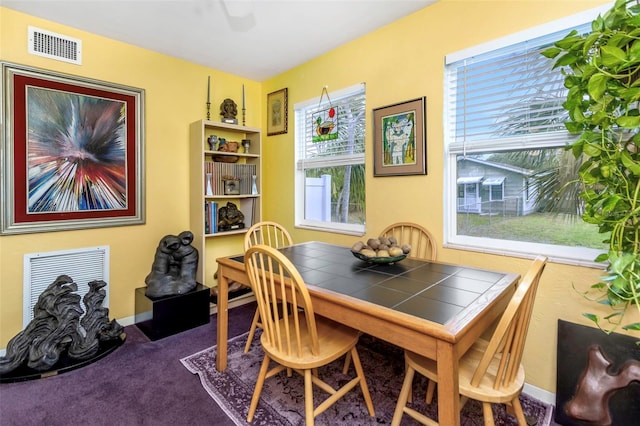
[23,246,109,327]
[28,26,82,65]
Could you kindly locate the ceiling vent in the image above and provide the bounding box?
[28,26,82,65]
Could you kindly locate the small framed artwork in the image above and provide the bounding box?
[373,97,426,176]
[267,88,288,136]
[1,62,145,234]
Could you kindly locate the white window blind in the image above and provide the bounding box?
[445,23,592,155]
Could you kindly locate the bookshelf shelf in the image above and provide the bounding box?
[189,119,262,287]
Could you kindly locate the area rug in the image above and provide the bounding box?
[181,331,554,425]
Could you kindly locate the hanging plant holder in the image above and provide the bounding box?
[312,86,338,142]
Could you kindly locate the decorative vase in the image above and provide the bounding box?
[251,175,258,195]
[206,173,213,196]
[242,139,251,154]
[207,135,218,151]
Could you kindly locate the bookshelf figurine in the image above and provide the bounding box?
[220,98,238,124]
[217,202,244,231]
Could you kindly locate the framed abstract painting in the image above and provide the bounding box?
[1,62,145,234]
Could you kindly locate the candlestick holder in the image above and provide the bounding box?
[242,108,246,126]
[206,102,211,120]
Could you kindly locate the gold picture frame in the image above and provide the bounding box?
[267,88,288,136]
[373,97,426,177]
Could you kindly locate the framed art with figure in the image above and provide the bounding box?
[267,88,287,136]
[373,97,426,177]
[1,62,145,235]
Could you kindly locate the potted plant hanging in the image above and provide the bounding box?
[542,0,640,334]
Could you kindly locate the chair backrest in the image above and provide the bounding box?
[379,222,437,261]
[244,221,293,250]
[470,255,547,390]
[244,244,320,357]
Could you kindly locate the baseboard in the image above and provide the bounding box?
[523,382,556,406]
[209,292,256,315]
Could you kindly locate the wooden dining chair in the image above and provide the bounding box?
[379,222,437,261]
[242,221,293,353]
[391,255,547,426]
[244,244,375,425]
[343,222,439,377]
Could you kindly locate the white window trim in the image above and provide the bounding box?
[443,4,612,268]
[294,83,366,235]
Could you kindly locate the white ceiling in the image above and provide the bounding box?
[3,0,438,81]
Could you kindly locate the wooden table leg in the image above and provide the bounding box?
[437,341,460,425]
[215,264,229,371]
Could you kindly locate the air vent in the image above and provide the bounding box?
[23,246,109,326]
[28,26,82,65]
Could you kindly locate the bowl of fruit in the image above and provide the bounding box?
[350,236,411,264]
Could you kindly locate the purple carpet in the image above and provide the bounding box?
[181,330,555,425]
[0,303,256,426]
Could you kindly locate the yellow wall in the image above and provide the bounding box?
[260,0,638,395]
[0,7,262,342]
[2,0,638,397]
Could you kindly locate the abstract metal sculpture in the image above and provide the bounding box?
[0,275,123,375]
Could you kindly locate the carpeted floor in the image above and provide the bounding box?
[0,303,257,426]
[181,329,554,426]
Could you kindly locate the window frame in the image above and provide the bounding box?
[294,83,366,235]
[443,4,611,267]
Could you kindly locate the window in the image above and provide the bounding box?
[444,7,610,264]
[294,83,366,234]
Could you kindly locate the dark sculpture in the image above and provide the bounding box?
[0,275,123,374]
[220,98,238,120]
[145,230,199,298]
[564,344,640,425]
[217,202,245,231]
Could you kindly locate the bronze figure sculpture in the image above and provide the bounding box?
[145,230,199,298]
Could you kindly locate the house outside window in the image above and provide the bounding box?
[444,7,610,264]
[294,84,366,235]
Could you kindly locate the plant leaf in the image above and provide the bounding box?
[588,73,609,100]
[620,151,640,175]
[600,45,627,68]
[622,322,640,330]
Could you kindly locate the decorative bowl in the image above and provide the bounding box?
[351,250,407,264]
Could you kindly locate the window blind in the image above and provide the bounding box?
[445,23,591,155]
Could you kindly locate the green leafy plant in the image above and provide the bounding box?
[542,0,640,333]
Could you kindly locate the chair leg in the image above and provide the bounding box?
[304,369,315,426]
[349,347,375,416]
[243,308,261,353]
[510,396,528,425]
[342,352,352,374]
[247,354,271,422]
[425,380,436,404]
[482,402,496,426]
[391,364,415,426]
[406,359,412,403]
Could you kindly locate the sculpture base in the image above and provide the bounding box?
[135,283,210,341]
[0,333,126,383]
[218,223,245,232]
[221,118,238,124]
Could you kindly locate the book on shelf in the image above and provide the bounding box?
[204,201,218,234]
[204,161,257,195]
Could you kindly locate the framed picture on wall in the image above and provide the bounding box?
[0,62,145,235]
[267,88,288,136]
[373,97,427,176]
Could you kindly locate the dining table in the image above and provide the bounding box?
[215,241,520,425]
